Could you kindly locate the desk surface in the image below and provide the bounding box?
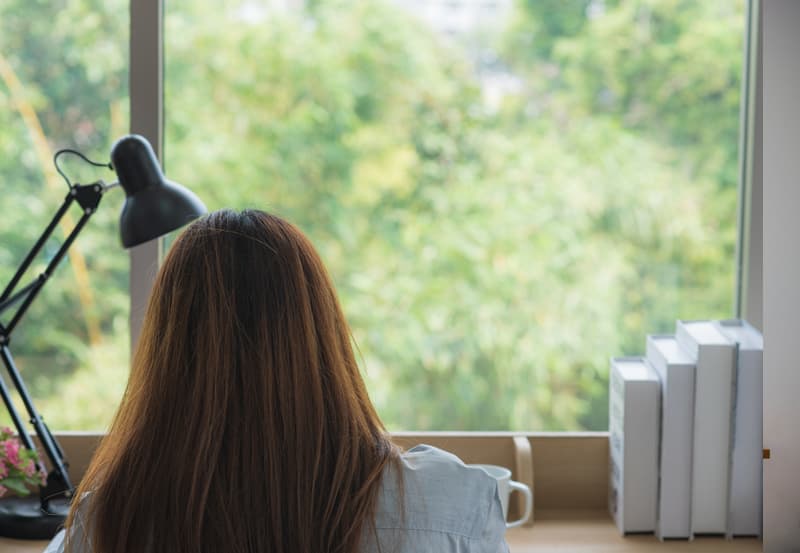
[0,509,761,553]
[505,510,761,552]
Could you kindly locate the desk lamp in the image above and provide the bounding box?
[0,135,207,539]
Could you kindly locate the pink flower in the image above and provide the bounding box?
[0,436,45,494]
[2,439,19,466]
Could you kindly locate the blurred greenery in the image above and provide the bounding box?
[0,0,744,431]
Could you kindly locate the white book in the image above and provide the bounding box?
[608,357,660,534]
[646,335,695,539]
[716,319,763,537]
[675,320,736,536]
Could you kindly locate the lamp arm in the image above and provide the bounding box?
[0,192,75,306]
[0,183,104,334]
[5,210,95,336]
[0,349,38,456]
[0,346,72,503]
[0,182,106,506]
[0,280,42,318]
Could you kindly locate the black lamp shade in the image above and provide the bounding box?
[111,135,207,248]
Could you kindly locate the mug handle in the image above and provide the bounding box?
[506,481,533,529]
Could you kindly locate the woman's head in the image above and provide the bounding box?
[71,209,395,553]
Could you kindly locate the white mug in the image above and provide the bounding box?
[470,464,533,529]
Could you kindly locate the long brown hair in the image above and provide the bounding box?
[67,209,398,553]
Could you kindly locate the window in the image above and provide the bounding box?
[0,0,130,430]
[162,0,747,431]
[0,0,749,432]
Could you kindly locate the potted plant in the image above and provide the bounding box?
[0,427,47,497]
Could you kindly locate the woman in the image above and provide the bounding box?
[54,209,508,553]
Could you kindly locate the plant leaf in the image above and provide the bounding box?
[2,478,31,497]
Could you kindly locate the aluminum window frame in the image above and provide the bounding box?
[736,0,762,330]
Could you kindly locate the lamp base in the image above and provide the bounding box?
[0,496,69,539]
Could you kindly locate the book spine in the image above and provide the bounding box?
[690,344,736,535]
[609,364,625,533]
[624,379,659,533]
[656,360,694,539]
[608,361,659,534]
[729,348,763,536]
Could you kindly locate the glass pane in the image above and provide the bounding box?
[165,0,745,430]
[0,0,130,430]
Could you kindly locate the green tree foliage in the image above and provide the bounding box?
[0,0,745,431]
[0,0,129,429]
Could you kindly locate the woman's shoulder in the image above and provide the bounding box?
[373,444,507,545]
[396,444,496,494]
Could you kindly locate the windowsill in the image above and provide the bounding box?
[505,509,761,552]
[0,509,761,553]
[0,433,761,551]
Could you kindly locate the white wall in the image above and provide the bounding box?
[763,0,800,550]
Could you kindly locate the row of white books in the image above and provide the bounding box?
[608,319,763,539]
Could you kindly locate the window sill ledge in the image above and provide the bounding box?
[506,509,760,552]
[8,432,759,551]
[0,509,761,553]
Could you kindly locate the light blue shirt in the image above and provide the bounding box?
[364,444,510,553]
[45,444,509,553]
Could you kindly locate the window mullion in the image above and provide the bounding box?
[128,0,164,354]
